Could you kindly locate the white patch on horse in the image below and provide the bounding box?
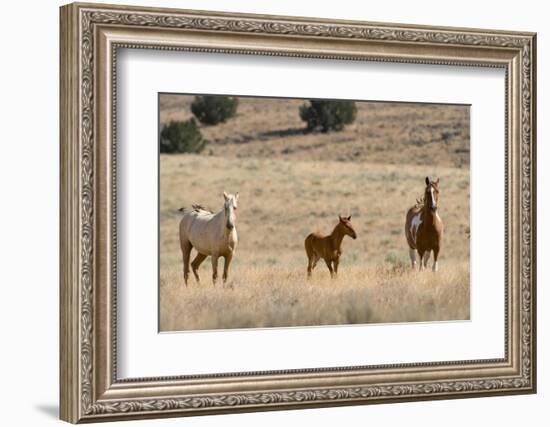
[410,213,423,244]
[430,187,436,209]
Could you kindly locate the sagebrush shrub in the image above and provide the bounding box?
[160,119,207,154]
[191,95,239,125]
[299,100,357,132]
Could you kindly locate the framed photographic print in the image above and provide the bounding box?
[60,2,537,423]
[158,94,470,332]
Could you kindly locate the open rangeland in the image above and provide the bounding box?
[159,154,470,331]
[160,95,470,168]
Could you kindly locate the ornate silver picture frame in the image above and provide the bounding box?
[60,2,536,423]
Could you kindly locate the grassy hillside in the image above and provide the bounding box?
[160,95,470,168]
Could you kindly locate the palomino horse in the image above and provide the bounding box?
[305,215,357,278]
[405,177,444,271]
[179,192,239,286]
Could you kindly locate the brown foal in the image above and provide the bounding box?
[304,215,357,278]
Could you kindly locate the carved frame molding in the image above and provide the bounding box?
[60,2,536,423]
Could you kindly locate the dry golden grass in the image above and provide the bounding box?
[159,155,470,331]
[160,264,469,331]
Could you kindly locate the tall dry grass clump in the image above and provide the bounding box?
[160,262,469,331]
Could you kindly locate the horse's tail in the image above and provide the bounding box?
[304,234,315,258]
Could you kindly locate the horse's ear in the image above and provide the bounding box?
[435,178,440,185]
[235,192,239,200]
[347,215,352,221]
[223,191,229,200]
[338,215,343,222]
[425,176,430,186]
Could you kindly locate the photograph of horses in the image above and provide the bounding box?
[158,94,470,331]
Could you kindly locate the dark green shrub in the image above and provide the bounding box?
[299,100,357,133]
[160,119,207,154]
[191,95,239,125]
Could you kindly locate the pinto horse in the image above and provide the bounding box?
[179,192,239,286]
[305,215,357,278]
[405,177,444,271]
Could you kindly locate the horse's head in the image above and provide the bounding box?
[223,191,239,230]
[338,215,357,239]
[424,176,440,212]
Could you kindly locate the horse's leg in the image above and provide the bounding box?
[191,252,207,283]
[311,255,319,270]
[324,258,335,278]
[432,246,440,272]
[180,240,192,286]
[307,256,313,278]
[305,238,314,278]
[223,253,233,284]
[422,251,431,270]
[418,250,424,271]
[211,254,219,285]
[308,252,320,278]
[409,248,417,269]
[333,257,339,276]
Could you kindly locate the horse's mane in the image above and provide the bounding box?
[414,196,425,208]
[178,204,213,214]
